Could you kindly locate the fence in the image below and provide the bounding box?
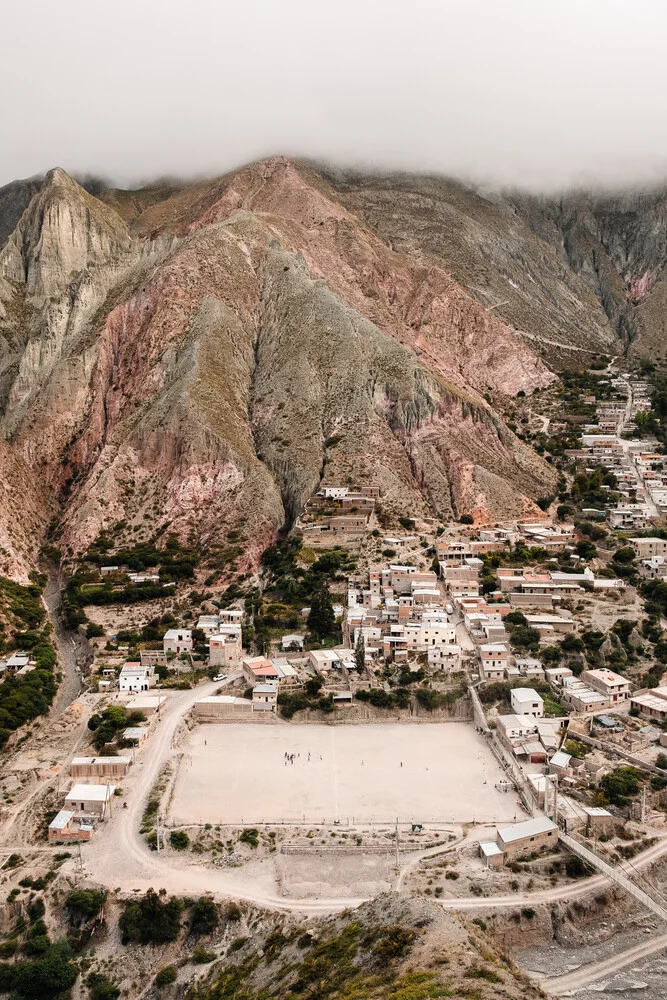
[162,815,503,830]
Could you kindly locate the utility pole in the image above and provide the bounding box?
[642,785,647,824]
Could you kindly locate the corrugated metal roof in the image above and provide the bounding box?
[497,816,557,844]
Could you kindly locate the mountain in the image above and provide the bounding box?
[0,156,662,583]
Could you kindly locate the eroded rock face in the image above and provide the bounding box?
[0,159,565,579]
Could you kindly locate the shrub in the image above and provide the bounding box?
[169,830,190,851]
[521,907,536,919]
[119,890,183,945]
[65,889,107,923]
[190,947,216,964]
[225,902,242,921]
[190,896,218,936]
[370,925,415,963]
[154,965,177,988]
[565,855,593,879]
[87,972,120,1000]
[239,828,259,848]
[471,918,487,931]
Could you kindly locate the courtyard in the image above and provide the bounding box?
[167,722,521,826]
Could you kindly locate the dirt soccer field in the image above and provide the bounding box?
[168,723,521,825]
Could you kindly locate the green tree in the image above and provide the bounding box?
[354,631,365,672]
[307,582,336,640]
[614,547,636,564]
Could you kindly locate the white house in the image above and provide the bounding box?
[64,783,116,820]
[119,662,155,692]
[510,687,544,718]
[428,645,462,671]
[163,629,193,654]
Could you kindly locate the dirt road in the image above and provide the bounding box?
[542,929,667,995]
[74,682,367,914]
[437,834,667,911]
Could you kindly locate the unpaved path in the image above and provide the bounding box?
[541,929,667,995]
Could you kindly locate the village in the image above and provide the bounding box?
[4,360,667,1000]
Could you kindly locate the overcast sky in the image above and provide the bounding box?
[3,0,667,191]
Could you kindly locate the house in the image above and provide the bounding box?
[252,681,278,713]
[320,486,349,499]
[196,615,221,637]
[428,645,462,671]
[548,750,572,776]
[510,688,544,718]
[631,690,667,721]
[479,643,509,682]
[561,678,607,714]
[163,629,193,654]
[630,537,667,559]
[122,726,148,744]
[119,662,155,692]
[219,609,244,625]
[309,649,343,674]
[496,714,539,748]
[496,816,558,861]
[48,810,93,844]
[242,657,279,684]
[64,784,116,820]
[70,756,131,779]
[209,632,242,667]
[515,657,544,679]
[581,668,631,704]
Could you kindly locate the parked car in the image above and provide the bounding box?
[213,674,227,682]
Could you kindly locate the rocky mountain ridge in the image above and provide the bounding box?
[2,156,658,582]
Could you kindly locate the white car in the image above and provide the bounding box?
[213,674,227,682]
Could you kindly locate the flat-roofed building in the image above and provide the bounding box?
[163,629,193,653]
[479,643,509,681]
[64,783,116,820]
[70,756,131,779]
[479,841,504,870]
[48,810,93,844]
[427,644,461,671]
[631,690,667,721]
[496,816,558,861]
[119,662,155,692]
[209,631,242,666]
[194,695,253,721]
[252,681,278,713]
[125,695,166,715]
[582,668,631,704]
[630,537,667,559]
[510,688,544,718]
